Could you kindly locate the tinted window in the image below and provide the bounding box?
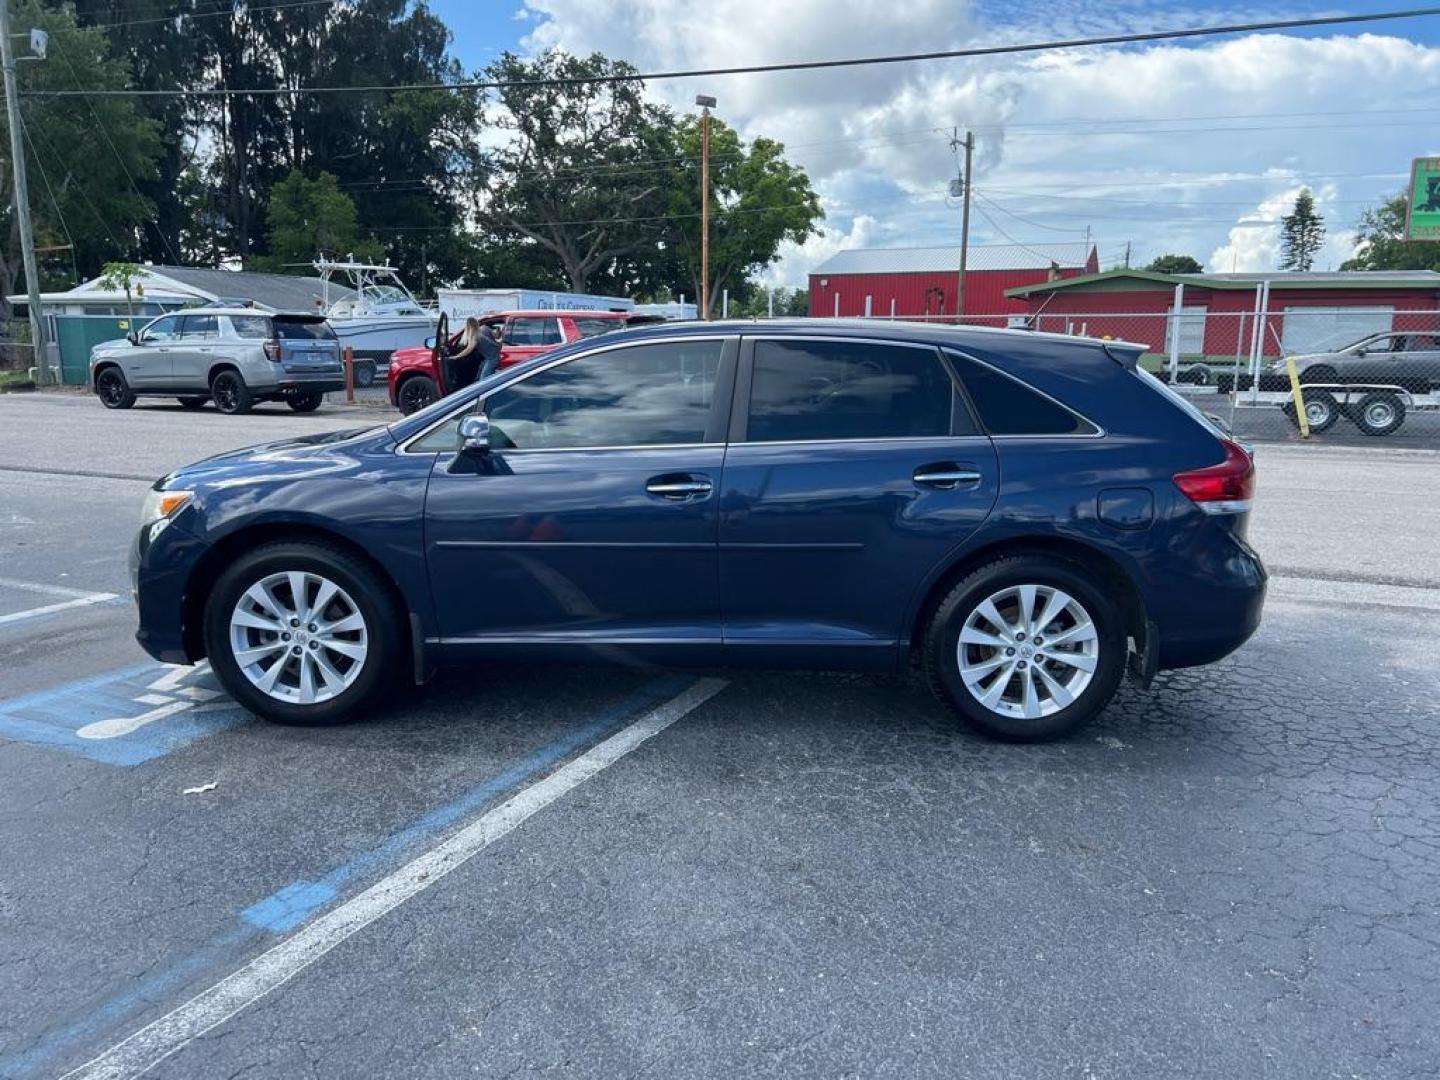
[274,318,336,340]
[574,317,621,339]
[229,315,271,338]
[747,340,960,442]
[951,355,1091,436]
[507,317,563,346]
[179,314,219,339]
[480,340,722,450]
[142,315,181,341]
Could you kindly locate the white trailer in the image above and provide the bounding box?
[437,288,633,321]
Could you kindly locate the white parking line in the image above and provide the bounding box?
[60,676,728,1080]
[0,575,120,627]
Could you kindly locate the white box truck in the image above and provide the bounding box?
[438,289,634,321]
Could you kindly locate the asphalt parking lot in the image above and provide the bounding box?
[1,390,1438,1079]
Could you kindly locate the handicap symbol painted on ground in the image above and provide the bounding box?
[0,661,249,765]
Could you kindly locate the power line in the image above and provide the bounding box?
[82,0,339,32]
[23,7,1440,98]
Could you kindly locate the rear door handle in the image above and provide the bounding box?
[646,474,713,500]
[913,463,983,489]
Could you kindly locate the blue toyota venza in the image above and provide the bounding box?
[131,321,1265,741]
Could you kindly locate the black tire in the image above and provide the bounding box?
[397,374,439,415]
[287,392,323,413]
[177,396,208,410]
[1216,374,1234,393]
[1286,389,1338,433]
[1354,392,1405,437]
[95,366,136,409]
[922,555,1126,742]
[1298,364,1335,385]
[354,360,376,388]
[211,369,254,415]
[204,540,402,726]
[1181,364,1211,386]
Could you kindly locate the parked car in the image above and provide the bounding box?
[1263,331,1440,393]
[90,310,345,415]
[387,308,640,415]
[131,320,1265,742]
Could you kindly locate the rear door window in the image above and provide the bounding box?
[507,317,563,346]
[949,354,1095,436]
[746,339,967,442]
[274,318,337,340]
[179,314,219,340]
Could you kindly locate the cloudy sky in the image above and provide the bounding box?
[431,0,1440,287]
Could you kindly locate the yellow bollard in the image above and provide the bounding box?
[1285,355,1310,439]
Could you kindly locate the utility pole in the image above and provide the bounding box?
[1,8,48,383]
[696,94,717,321]
[1124,241,1131,269]
[951,128,974,323]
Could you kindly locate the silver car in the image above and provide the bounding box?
[90,309,346,415]
[1265,331,1440,394]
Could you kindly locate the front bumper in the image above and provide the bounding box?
[131,517,207,665]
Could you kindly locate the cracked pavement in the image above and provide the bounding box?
[0,393,1437,1079]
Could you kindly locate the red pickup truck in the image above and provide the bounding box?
[387,309,641,414]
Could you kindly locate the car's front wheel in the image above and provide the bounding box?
[95,367,136,409]
[204,541,401,725]
[923,555,1126,741]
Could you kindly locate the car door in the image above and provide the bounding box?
[126,314,181,387]
[500,316,564,368]
[1403,334,1440,390]
[171,313,221,389]
[718,335,1000,669]
[1347,334,1400,383]
[419,334,736,660]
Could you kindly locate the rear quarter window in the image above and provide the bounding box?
[949,353,1095,436]
[229,315,271,338]
[573,317,622,338]
[274,318,337,340]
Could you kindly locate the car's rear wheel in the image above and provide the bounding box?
[204,542,401,725]
[353,359,376,388]
[397,375,439,415]
[287,392,323,413]
[923,556,1126,741]
[95,367,136,409]
[177,396,208,410]
[211,370,254,415]
[1354,391,1405,437]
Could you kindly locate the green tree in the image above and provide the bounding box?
[248,171,381,272]
[1,0,160,306]
[1340,192,1440,272]
[1145,253,1204,274]
[1279,189,1326,271]
[474,50,675,294]
[661,117,822,313]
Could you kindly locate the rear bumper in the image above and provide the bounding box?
[1153,535,1267,670]
[268,375,346,394]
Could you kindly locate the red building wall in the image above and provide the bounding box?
[808,267,1087,323]
[1017,287,1440,356]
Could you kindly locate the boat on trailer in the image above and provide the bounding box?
[315,260,437,387]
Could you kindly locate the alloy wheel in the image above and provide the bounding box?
[956,584,1099,720]
[227,570,369,705]
[98,371,125,405]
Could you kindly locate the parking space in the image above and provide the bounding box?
[2,390,1438,1079]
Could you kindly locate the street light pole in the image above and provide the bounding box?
[0,8,48,383]
[696,94,716,321]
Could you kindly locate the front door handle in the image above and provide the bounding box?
[646,474,713,500]
[913,463,983,489]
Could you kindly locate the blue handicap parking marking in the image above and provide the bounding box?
[0,661,250,766]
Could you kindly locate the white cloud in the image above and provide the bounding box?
[516,2,1440,287]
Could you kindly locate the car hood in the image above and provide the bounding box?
[161,425,394,486]
[91,337,133,356]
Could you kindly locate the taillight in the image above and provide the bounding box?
[263,339,281,362]
[1173,439,1254,514]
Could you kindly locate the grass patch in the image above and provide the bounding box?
[0,368,36,393]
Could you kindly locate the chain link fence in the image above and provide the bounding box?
[859,308,1440,446]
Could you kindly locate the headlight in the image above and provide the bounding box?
[141,488,193,536]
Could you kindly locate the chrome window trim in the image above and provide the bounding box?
[940,346,1106,439]
[398,334,735,455]
[725,434,991,449]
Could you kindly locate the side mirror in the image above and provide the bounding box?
[424,335,436,349]
[458,413,491,454]
[1355,348,1366,357]
[127,331,140,345]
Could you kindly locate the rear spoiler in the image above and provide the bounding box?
[1102,342,1146,371]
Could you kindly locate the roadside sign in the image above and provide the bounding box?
[1406,157,1440,241]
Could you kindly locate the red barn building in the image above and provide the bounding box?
[808,242,1098,322]
[1005,269,1440,357]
